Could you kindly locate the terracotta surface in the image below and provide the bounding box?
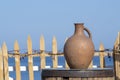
[64,23,94,69]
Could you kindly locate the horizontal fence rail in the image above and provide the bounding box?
[0,32,120,80]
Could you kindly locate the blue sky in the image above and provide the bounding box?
[0,0,120,51]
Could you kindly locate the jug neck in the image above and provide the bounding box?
[74,23,84,35]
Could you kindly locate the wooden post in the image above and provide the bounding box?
[0,48,4,80]
[40,35,46,69]
[114,32,120,80]
[27,35,34,80]
[14,40,21,80]
[52,36,58,68]
[99,43,105,68]
[2,42,9,80]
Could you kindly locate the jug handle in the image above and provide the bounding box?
[84,27,92,39]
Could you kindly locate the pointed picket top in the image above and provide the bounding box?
[99,42,104,51]
[40,35,45,51]
[14,40,20,52]
[52,36,57,53]
[2,42,8,56]
[118,32,120,44]
[27,35,32,53]
[114,32,120,48]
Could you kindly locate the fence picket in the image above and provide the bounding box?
[0,48,4,80]
[27,35,34,80]
[99,43,105,68]
[114,32,120,80]
[2,42,9,80]
[52,36,58,68]
[40,35,46,69]
[14,40,21,80]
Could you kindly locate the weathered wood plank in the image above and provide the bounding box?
[52,36,58,68]
[0,48,4,80]
[113,32,120,80]
[99,43,105,68]
[14,40,21,80]
[27,35,34,80]
[42,69,114,80]
[2,42,9,80]
[42,69,114,78]
[40,35,46,69]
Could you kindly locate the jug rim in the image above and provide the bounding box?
[74,23,84,25]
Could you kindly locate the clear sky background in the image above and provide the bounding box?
[0,0,120,51]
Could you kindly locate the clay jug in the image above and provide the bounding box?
[64,23,94,69]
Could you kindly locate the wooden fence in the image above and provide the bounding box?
[0,32,120,80]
